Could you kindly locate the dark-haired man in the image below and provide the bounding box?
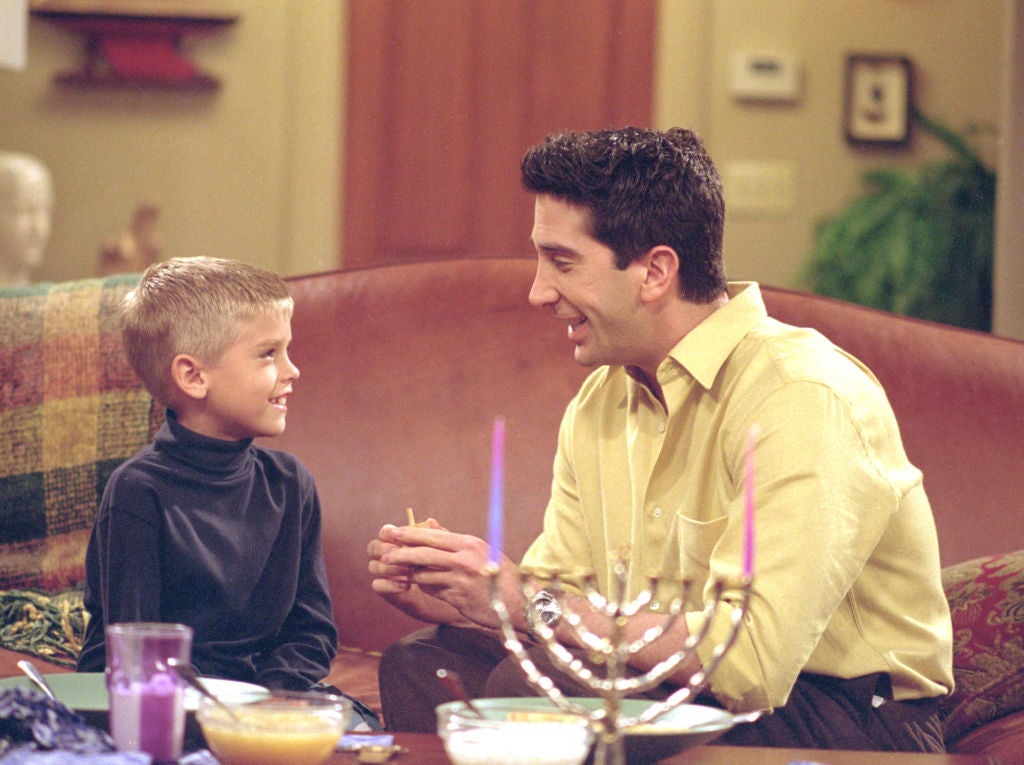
[368,127,953,751]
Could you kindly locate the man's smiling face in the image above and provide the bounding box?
[528,195,649,369]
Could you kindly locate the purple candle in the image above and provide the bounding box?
[744,426,756,578]
[488,416,505,564]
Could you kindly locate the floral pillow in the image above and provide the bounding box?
[0,587,86,668]
[940,549,1024,744]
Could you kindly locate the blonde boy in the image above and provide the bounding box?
[78,258,378,728]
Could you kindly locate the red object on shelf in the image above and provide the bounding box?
[33,11,236,89]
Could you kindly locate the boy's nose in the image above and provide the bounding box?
[284,355,300,380]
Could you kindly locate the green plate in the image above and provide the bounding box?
[0,672,266,712]
[0,670,268,746]
[437,696,740,763]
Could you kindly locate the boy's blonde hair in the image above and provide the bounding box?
[121,256,294,407]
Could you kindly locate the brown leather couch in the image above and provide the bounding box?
[3,258,1024,762]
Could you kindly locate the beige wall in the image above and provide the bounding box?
[1,0,1015,332]
[0,1,341,282]
[655,0,1003,290]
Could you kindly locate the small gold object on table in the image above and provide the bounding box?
[487,556,753,765]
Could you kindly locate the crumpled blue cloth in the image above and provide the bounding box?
[0,687,119,761]
[0,749,150,764]
[0,686,224,765]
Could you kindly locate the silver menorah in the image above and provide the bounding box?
[486,556,753,765]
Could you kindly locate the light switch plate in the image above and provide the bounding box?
[723,160,798,216]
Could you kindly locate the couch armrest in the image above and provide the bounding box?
[0,645,72,679]
[947,708,1024,764]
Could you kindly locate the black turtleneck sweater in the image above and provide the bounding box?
[77,411,338,690]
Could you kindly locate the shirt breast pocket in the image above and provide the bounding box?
[677,512,727,584]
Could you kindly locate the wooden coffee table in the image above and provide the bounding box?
[328,733,996,764]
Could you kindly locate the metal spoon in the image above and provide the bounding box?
[435,668,486,718]
[17,659,58,701]
[166,657,240,721]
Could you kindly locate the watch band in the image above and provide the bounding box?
[525,589,562,638]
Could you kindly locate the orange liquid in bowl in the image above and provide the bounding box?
[199,708,342,765]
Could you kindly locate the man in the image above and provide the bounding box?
[367,127,953,750]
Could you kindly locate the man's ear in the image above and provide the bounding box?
[639,245,680,303]
[170,353,209,401]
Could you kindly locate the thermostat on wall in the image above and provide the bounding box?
[730,50,802,103]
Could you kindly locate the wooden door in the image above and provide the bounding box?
[343,0,655,267]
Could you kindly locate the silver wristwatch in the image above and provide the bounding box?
[525,589,562,637]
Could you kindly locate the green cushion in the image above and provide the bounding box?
[0,587,86,668]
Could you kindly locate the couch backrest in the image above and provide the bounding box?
[275,259,589,648]
[5,261,1022,654]
[760,285,1024,568]
[278,260,1024,650]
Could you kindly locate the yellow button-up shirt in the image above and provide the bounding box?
[520,282,954,712]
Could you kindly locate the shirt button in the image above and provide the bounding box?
[650,601,661,611]
[652,507,664,519]
[657,420,666,433]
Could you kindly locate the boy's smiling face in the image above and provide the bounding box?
[181,308,299,441]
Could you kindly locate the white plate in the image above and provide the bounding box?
[0,671,267,712]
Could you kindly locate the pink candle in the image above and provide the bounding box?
[488,416,505,564]
[744,426,756,577]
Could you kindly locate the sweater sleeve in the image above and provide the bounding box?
[78,466,165,671]
[253,468,338,690]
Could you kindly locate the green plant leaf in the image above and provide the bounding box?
[802,112,994,331]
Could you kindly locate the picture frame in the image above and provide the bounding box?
[844,55,913,146]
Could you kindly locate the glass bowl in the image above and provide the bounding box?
[437,701,594,765]
[196,690,350,765]
[441,697,738,764]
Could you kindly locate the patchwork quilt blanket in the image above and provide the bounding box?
[0,276,161,592]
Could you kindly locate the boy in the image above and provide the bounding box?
[77,257,379,729]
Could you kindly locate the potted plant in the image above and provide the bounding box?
[802,110,995,331]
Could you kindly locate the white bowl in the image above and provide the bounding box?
[437,701,594,765]
[438,697,738,764]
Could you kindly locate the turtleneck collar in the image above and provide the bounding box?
[155,409,255,477]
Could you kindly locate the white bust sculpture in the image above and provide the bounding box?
[0,152,53,288]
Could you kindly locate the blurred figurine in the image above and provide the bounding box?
[0,152,54,288]
[99,203,162,276]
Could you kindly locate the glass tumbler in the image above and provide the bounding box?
[105,622,194,763]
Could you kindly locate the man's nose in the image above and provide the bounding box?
[528,265,556,308]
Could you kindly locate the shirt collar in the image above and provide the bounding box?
[661,281,766,390]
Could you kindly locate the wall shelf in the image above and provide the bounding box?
[31,1,239,90]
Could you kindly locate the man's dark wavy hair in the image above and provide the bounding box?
[521,127,727,303]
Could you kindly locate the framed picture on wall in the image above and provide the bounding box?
[844,55,913,146]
